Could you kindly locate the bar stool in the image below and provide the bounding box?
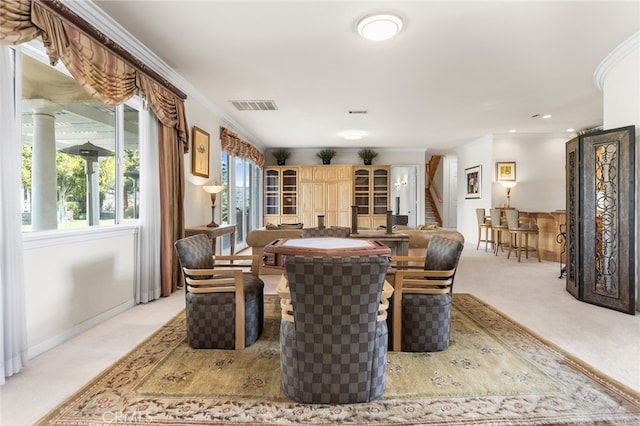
[489,208,508,255]
[506,209,541,262]
[475,208,492,251]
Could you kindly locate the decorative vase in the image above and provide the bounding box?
[277,159,286,165]
[322,159,331,165]
[364,159,372,165]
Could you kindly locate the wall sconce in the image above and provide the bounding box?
[202,183,224,227]
[500,181,517,208]
[394,179,408,189]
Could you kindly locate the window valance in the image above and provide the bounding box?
[0,0,188,151]
[220,127,265,167]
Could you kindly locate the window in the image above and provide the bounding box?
[221,151,262,253]
[19,42,140,232]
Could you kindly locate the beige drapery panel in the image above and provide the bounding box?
[1,0,187,295]
[220,127,265,167]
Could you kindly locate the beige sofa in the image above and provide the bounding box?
[246,226,464,274]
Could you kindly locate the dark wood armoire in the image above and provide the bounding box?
[565,125,636,314]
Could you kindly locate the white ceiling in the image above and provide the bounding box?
[90,0,639,153]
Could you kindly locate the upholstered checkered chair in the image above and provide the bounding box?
[388,236,464,352]
[300,226,351,238]
[174,234,264,350]
[280,255,390,404]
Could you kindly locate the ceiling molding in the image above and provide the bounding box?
[61,0,264,149]
[594,31,639,90]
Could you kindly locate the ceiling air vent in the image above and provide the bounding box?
[230,100,278,111]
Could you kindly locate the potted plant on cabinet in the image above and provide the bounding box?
[272,148,291,165]
[357,148,378,165]
[316,149,337,165]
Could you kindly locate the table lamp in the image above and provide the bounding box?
[500,181,517,208]
[202,183,224,227]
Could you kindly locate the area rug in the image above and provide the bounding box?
[38,294,640,425]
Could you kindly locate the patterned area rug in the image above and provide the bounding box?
[38,294,640,425]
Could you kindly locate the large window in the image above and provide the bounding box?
[221,151,262,253]
[19,42,140,232]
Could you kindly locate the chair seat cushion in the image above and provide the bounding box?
[391,293,452,352]
[185,276,264,349]
[280,319,388,403]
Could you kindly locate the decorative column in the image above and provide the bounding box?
[25,100,61,231]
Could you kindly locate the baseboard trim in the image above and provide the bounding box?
[27,299,135,359]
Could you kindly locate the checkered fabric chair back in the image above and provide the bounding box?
[174,234,214,271]
[424,235,465,281]
[280,255,389,403]
[300,227,351,238]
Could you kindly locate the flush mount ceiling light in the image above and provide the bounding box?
[340,130,367,140]
[357,13,403,41]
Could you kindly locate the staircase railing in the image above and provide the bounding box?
[426,156,443,203]
[425,156,443,226]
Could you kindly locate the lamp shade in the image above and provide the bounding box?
[500,181,517,189]
[202,184,224,194]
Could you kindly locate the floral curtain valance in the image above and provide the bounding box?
[0,0,188,151]
[220,127,265,167]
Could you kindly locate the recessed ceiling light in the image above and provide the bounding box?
[542,114,552,119]
[340,130,366,140]
[357,13,403,41]
[567,128,575,132]
[509,129,517,133]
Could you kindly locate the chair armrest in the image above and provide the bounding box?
[389,255,426,270]
[276,275,393,323]
[213,254,261,277]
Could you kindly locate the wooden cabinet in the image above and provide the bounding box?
[299,165,352,228]
[263,164,389,230]
[353,166,390,228]
[264,166,299,225]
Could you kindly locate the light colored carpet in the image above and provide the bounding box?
[37,294,640,425]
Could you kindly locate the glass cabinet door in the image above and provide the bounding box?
[354,168,370,215]
[264,169,280,215]
[372,168,389,214]
[282,169,298,215]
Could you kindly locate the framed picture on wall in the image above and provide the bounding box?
[465,165,481,199]
[191,126,210,178]
[496,161,516,181]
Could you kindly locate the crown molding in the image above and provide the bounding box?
[61,1,263,148]
[594,32,639,90]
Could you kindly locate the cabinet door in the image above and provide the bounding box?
[264,168,280,216]
[299,165,314,182]
[299,182,314,228]
[281,168,298,216]
[372,167,390,214]
[313,182,326,225]
[336,180,352,227]
[353,168,370,215]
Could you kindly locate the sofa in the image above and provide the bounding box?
[246,225,464,274]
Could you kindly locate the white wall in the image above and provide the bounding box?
[182,98,228,229]
[23,228,137,358]
[492,134,567,212]
[456,135,494,243]
[455,133,568,245]
[600,37,639,310]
